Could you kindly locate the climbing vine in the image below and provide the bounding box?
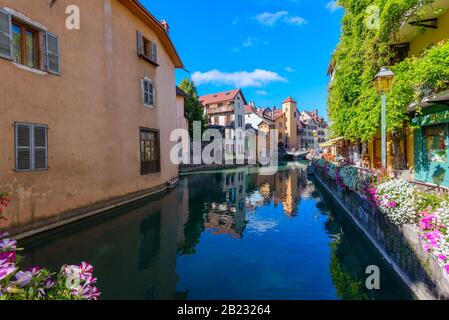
[328,0,449,142]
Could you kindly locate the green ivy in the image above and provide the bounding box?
[328,0,449,142]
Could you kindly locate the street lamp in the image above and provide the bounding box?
[373,67,395,170]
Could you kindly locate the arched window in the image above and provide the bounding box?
[142,77,155,107]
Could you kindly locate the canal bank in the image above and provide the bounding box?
[19,162,412,300]
[313,170,449,300]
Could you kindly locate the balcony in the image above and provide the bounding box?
[207,106,234,115]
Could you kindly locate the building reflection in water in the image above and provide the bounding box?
[18,162,411,300]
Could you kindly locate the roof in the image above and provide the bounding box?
[120,0,183,68]
[176,86,188,97]
[199,89,246,106]
[245,104,256,114]
[273,109,284,120]
[283,96,297,104]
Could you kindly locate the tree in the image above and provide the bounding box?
[179,78,206,137]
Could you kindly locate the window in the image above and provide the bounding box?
[140,129,160,175]
[0,9,60,74]
[15,123,48,172]
[238,115,243,127]
[137,31,157,65]
[12,21,39,68]
[142,78,155,107]
[425,124,447,163]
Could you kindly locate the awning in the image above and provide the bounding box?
[407,90,449,112]
[320,137,344,148]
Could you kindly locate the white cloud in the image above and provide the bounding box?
[254,11,288,26]
[192,69,288,88]
[230,46,240,53]
[242,37,259,47]
[325,1,340,12]
[256,90,268,96]
[285,16,307,26]
[284,66,295,73]
[254,11,307,27]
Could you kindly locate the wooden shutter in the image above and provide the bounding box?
[15,124,32,171]
[33,125,48,170]
[39,31,48,71]
[151,42,157,63]
[137,31,143,56]
[0,9,12,60]
[46,32,60,74]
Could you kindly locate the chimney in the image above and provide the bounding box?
[161,20,170,33]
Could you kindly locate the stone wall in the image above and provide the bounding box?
[314,171,449,300]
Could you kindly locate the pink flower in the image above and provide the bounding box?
[0,251,16,263]
[0,239,17,251]
[445,265,449,275]
[0,259,16,280]
[0,232,8,239]
[438,254,447,262]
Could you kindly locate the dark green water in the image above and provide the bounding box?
[21,162,412,300]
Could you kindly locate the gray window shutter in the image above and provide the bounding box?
[149,81,154,106]
[16,124,32,171]
[137,31,143,56]
[151,42,157,62]
[0,9,12,60]
[33,125,48,170]
[46,32,60,74]
[39,31,48,71]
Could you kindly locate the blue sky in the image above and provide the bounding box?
[141,0,344,120]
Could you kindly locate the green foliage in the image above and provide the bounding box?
[328,0,449,142]
[179,78,206,137]
[415,190,449,212]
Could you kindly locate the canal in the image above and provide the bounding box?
[21,162,412,300]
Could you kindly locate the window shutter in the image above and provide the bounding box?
[33,125,48,170]
[137,31,143,56]
[46,32,60,74]
[148,81,154,106]
[39,31,48,71]
[15,124,32,171]
[0,9,12,60]
[151,42,157,63]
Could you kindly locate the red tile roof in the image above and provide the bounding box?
[283,96,297,104]
[200,89,242,106]
[245,104,256,114]
[273,109,284,120]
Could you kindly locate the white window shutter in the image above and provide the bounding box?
[46,32,60,74]
[0,9,12,60]
[15,124,32,171]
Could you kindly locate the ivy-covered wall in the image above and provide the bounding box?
[328,0,449,143]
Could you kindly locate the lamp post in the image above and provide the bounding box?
[373,67,395,170]
[312,130,318,156]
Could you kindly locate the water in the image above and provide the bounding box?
[21,161,412,300]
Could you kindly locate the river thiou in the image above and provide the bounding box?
[19,164,411,300]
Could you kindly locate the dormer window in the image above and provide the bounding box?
[137,31,158,66]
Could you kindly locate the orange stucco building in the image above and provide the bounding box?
[0,0,184,235]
